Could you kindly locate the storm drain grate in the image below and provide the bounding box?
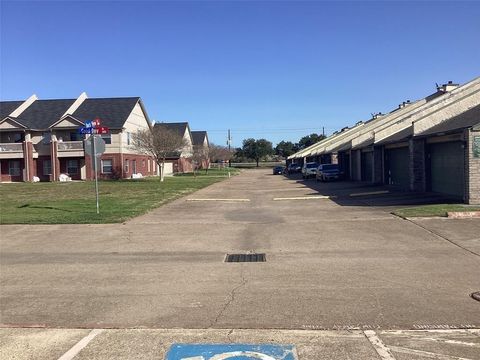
[471,292,480,302]
[225,253,266,263]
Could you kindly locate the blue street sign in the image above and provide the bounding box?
[79,127,93,134]
[85,120,93,128]
[166,344,297,360]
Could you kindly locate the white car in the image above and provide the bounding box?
[302,162,318,179]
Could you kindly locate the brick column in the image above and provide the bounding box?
[22,139,35,181]
[50,136,59,182]
[409,138,426,192]
[466,128,480,204]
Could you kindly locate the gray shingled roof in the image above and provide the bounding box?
[416,104,480,137]
[16,99,76,129]
[0,101,25,120]
[191,131,207,146]
[154,122,189,137]
[72,97,140,129]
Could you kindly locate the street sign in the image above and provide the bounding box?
[85,136,106,156]
[166,344,297,360]
[79,127,93,134]
[95,126,109,134]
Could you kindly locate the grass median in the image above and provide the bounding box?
[0,170,235,224]
[393,204,480,218]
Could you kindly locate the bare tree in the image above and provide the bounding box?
[132,126,187,181]
[209,144,233,165]
[192,144,210,176]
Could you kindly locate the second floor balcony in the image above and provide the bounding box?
[57,141,85,157]
[0,143,24,158]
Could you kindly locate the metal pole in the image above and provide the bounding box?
[92,134,100,214]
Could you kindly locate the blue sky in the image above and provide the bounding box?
[1,1,479,147]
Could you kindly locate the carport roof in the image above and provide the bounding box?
[375,127,413,145]
[415,104,480,137]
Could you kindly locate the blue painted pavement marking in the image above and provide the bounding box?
[165,343,298,360]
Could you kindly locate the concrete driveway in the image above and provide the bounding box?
[1,169,479,359]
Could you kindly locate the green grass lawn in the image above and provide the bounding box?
[393,204,480,218]
[0,173,234,224]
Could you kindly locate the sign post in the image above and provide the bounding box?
[80,118,108,214]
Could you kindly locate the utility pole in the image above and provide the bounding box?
[322,126,325,137]
[227,129,232,176]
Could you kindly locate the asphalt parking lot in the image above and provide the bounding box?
[1,169,479,359]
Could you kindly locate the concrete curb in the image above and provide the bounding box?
[447,211,480,219]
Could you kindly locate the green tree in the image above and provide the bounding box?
[275,141,297,158]
[298,133,326,150]
[242,138,274,167]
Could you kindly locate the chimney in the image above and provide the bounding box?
[436,80,459,93]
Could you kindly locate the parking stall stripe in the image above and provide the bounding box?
[364,330,396,360]
[186,198,250,202]
[57,329,104,360]
[273,196,332,201]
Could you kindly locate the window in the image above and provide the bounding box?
[8,160,21,176]
[43,160,52,175]
[124,159,129,173]
[142,159,145,168]
[69,132,81,141]
[13,133,24,143]
[127,132,131,145]
[67,159,78,174]
[132,160,137,174]
[102,159,113,174]
[42,132,51,144]
[101,134,112,145]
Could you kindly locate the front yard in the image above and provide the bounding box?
[0,170,236,224]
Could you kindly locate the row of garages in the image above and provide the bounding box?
[288,78,480,204]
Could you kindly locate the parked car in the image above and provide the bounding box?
[316,163,343,182]
[302,162,318,179]
[272,166,285,175]
[287,163,302,174]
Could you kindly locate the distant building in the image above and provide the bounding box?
[0,93,157,182]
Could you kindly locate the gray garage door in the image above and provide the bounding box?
[361,151,373,182]
[428,141,464,198]
[385,147,409,189]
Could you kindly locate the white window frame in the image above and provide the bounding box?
[43,159,52,175]
[101,159,113,174]
[8,160,21,176]
[124,159,129,173]
[67,159,78,174]
[101,134,112,145]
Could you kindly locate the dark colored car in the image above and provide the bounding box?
[273,166,285,175]
[287,163,302,174]
[316,163,343,181]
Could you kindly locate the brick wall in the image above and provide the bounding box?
[409,138,426,192]
[466,128,480,204]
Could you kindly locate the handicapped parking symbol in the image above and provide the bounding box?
[166,344,298,360]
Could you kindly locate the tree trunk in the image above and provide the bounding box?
[256,159,259,167]
[160,160,165,182]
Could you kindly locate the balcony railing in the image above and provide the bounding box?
[0,143,23,152]
[58,141,84,151]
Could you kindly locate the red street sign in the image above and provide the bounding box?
[94,126,109,134]
[92,118,101,127]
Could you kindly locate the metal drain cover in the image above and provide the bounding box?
[472,292,480,301]
[225,253,266,263]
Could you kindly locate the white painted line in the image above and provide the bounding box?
[350,190,390,197]
[388,345,474,360]
[273,196,332,201]
[57,329,104,360]
[186,198,250,202]
[364,330,396,360]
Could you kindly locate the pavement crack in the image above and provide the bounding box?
[210,267,247,328]
[405,218,480,258]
